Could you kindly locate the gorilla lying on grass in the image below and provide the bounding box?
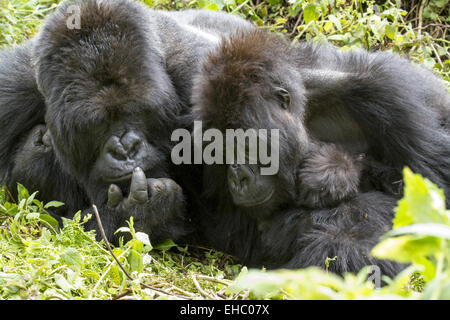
[1,0,449,277]
[0,0,253,243]
[191,29,450,276]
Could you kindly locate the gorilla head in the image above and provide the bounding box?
[192,30,364,214]
[192,31,312,216]
[27,0,190,242]
[33,0,182,205]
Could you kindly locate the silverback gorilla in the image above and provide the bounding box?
[0,0,253,243]
[191,30,450,276]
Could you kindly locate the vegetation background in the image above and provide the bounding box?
[0,0,449,300]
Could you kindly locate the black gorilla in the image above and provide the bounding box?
[191,30,450,276]
[0,0,253,243]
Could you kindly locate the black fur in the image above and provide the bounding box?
[191,29,450,277]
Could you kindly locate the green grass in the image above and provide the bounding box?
[0,0,62,46]
[0,186,243,300]
[2,169,450,300]
[1,0,450,300]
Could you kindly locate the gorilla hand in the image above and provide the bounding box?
[107,167,185,228]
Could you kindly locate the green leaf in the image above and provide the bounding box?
[108,264,123,285]
[230,268,344,300]
[0,272,21,284]
[26,191,38,206]
[135,232,151,246]
[327,34,346,41]
[44,201,65,209]
[25,212,40,220]
[393,168,448,229]
[17,183,29,201]
[421,273,450,299]
[154,239,177,251]
[54,274,71,292]
[0,186,6,204]
[60,248,84,271]
[38,214,60,232]
[371,235,441,263]
[423,7,438,21]
[328,14,342,32]
[385,24,395,40]
[434,0,449,7]
[115,227,131,235]
[206,3,219,11]
[135,232,152,252]
[413,256,436,281]
[385,223,450,240]
[131,239,144,253]
[303,4,319,24]
[127,249,143,273]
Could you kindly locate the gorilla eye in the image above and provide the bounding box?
[275,87,290,110]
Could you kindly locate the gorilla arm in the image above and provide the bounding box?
[296,46,450,201]
[260,192,405,278]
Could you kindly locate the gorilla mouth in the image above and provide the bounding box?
[104,172,133,183]
[232,188,275,208]
[103,166,167,184]
[240,189,275,207]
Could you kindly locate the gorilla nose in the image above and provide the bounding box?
[120,131,141,155]
[107,132,142,161]
[228,164,254,193]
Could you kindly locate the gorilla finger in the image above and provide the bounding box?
[107,184,123,208]
[158,178,182,194]
[129,167,148,204]
[147,178,166,197]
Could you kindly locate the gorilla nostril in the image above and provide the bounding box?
[109,148,127,161]
[120,132,143,158]
[129,140,141,157]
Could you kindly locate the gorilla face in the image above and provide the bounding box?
[23,0,194,243]
[33,0,182,207]
[193,30,309,212]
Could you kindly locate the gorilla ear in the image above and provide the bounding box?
[275,87,290,110]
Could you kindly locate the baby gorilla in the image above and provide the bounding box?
[296,143,364,208]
